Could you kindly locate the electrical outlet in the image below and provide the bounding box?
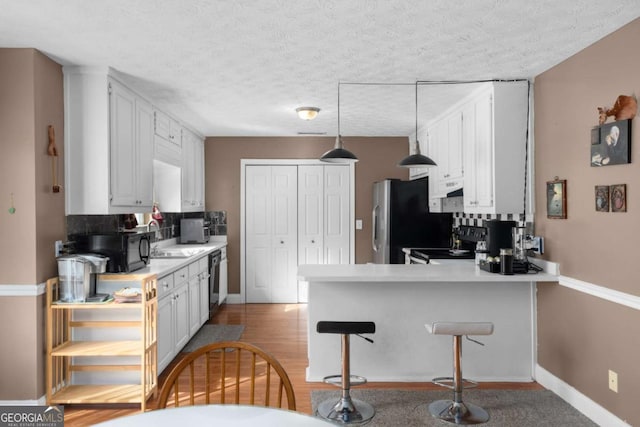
[532,236,544,254]
[355,219,363,230]
[54,240,63,258]
[608,369,618,393]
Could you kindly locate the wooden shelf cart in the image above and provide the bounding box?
[46,275,158,411]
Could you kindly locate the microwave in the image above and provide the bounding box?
[72,232,153,273]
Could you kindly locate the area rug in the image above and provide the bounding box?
[311,389,597,426]
[181,324,245,353]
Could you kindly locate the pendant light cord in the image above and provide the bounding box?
[337,81,341,136]
[415,81,419,151]
[522,80,531,224]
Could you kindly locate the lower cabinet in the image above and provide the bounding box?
[157,266,190,373]
[157,256,211,373]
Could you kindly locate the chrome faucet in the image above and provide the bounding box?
[147,219,161,240]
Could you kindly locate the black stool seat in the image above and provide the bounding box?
[317,321,376,335]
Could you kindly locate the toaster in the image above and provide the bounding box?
[180,218,210,244]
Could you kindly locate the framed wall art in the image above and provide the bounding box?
[595,185,610,212]
[590,119,632,167]
[610,184,626,212]
[546,178,567,219]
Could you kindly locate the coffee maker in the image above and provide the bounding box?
[57,254,109,302]
[485,220,516,258]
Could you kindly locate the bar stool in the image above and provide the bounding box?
[316,321,376,424]
[425,321,494,425]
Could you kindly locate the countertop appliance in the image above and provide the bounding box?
[373,177,453,264]
[180,218,210,244]
[56,254,109,302]
[485,219,517,257]
[404,225,484,264]
[72,231,153,273]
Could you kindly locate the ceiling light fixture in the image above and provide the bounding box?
[398,81,437,168]
[320,82,358,163]
[296,106,320,120]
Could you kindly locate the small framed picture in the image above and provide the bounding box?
[610,184,627,212]
[595,186,609,212]
[546,179,567,219]
[590,119,632,166]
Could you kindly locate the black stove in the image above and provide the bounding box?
[405,225,486,264]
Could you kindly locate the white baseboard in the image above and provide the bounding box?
[0,396,46,406]
[225,294,244,304]
[535,365,630,426]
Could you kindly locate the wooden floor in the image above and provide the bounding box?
[62,303,543,426]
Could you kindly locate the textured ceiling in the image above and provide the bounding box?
[1,1,639,137]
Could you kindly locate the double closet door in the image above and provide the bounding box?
[245,164,350,303]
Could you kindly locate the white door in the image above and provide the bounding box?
[135,98,154,207]
[298,165,324,302]
[246,165,298,303]
[323,165,350,265]
[188,276,200,336]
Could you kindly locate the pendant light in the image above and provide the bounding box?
[398,82,437,168]
[320,82,358,163]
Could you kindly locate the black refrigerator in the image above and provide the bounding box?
[372,177,453,263]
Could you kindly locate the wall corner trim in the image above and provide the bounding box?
[535,365,630,427]
[559,275,640,311]
[0,283,46,297]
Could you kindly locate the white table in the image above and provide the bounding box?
[93,405,333,426]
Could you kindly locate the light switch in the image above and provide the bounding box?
[355,219,363,230]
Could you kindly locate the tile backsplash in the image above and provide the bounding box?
[66,211,227,240]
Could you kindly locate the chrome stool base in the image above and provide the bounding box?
[318,396,375,425]
[429,399,490,425]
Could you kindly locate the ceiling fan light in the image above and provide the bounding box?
[296,106,320,120]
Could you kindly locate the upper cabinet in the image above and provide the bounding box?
[153,110,182,167]
[181,128,205,212]
[462,82,528,214]
[65,67,206,215]
[64,68,154,215]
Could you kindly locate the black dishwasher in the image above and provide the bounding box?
[208,250,222,319]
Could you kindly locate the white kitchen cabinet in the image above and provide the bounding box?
[157,266,190,373]
[462,82,528,214]
[64,67,153,214]
[428,110,464,198]
[188,256,209,335]
[181,128,205,212]
[154,110,181,146]
[110,80,154,208]
[219,247,228,305]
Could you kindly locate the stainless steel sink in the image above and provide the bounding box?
[150,247,209,259]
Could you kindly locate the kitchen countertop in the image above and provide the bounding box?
[298,259,558,283]
[99,237,227,279]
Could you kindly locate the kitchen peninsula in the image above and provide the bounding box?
[298,260,558,383]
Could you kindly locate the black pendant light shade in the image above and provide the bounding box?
[397,141,437,167]
[320,135,358,163]
[320,82,358,163]
[398,82,437,168]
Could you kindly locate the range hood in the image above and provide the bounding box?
[445,187,463,198]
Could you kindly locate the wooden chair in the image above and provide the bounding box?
[156,341,296,410]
